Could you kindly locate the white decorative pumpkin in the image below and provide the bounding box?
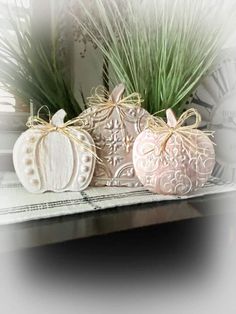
[13,109,96,193]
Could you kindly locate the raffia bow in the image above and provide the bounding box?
[26,110,100,160]
[146,108,215,155]
[87,85,142,111]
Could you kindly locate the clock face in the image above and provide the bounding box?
[187,48,236,182]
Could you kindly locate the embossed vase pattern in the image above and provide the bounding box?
[80,106,150,187]
[133,115,215,195]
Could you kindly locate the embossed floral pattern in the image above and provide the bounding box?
[133,129,215,195]
[79,105,150,186]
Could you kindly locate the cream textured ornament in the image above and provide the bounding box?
[79,84,150,187]
[133,109,215,195]
[13,109,96,193]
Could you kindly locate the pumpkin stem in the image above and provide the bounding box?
[166,108,178,128]
[110,83,125,104]
[51,109,67,127]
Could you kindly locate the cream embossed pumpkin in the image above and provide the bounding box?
[79,84,150,187]
[133,109,215,195]
[13,109,96,193]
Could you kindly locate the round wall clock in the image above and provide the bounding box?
[186,48,236,182]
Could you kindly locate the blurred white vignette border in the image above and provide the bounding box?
[0,0,236,313]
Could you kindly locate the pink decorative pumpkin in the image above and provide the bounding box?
[133,109,215,195]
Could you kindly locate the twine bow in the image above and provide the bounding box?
[26,109,99,160]
[84,84,143,153]
[146,108,215,155]
[87,84,142,111]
